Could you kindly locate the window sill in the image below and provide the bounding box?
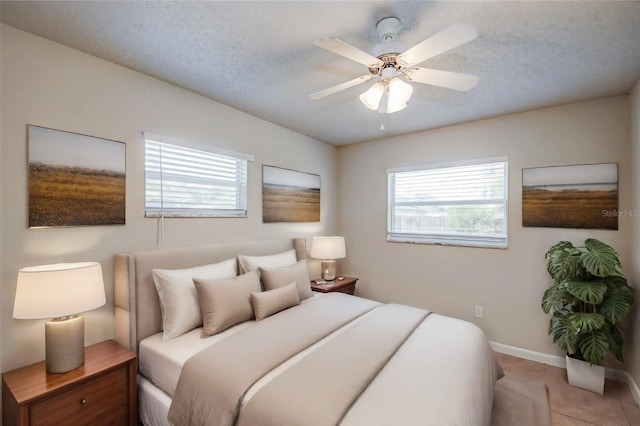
[387,235,508,249]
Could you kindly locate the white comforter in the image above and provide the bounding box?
[164,293,502,426]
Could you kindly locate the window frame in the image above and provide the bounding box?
[143,132,254,218]
[387,156,508,249]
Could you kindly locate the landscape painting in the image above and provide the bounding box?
[522,163,618,230]
[262,165,320,223]
[28,125,126,227]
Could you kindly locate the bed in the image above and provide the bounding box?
[114,238,503,426]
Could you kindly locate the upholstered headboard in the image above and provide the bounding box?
[114,238,309,353]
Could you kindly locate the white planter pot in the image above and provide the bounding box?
[566,355,605,394]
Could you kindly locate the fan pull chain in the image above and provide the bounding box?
[380,113,388,130]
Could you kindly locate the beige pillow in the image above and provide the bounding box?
[193,270,261,337]
[259,259,313,300]
[152,258,237,340]
[251,282,300,321]
[237,249,297,274]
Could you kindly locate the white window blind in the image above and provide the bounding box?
[144,133,253,218]
[387,157,508,248]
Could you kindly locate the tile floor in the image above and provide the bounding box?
[494,352,640,425]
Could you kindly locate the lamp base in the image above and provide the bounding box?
[45,315,85,373]
[321,259,337,281]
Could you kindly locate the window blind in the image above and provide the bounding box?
[144,134,252,218]
[387,157,508,248]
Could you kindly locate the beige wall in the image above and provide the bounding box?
[629,80,640,386]
[338,96,634,362]
[0,24,338,372]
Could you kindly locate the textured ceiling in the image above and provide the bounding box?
[1,1,639,146]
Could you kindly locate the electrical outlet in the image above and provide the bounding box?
[475,305,483,318]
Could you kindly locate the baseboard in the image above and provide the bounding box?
[490,341,566,368]
[490,341,640,405]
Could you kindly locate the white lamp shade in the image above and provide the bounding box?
[359,82,385,110]
[386,99,408,114]
[386,78,413,113]
[310,236,346,260]
[360,78,413,114]
[13,262,106,319]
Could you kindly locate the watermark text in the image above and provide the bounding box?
[602,210,640,217]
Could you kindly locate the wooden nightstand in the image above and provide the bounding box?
[311,276,358,295]
[2,340,137,426]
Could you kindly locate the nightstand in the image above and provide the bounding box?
[2,340,137,426]
[311,276,358,295]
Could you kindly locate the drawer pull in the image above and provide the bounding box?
[81,398,87,405]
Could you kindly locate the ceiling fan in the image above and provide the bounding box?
[310,17,479,114]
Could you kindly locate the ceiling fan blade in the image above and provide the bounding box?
[309,75,375,100]
[314,37,384,68]
[398,22,477,67]
[405,67,479,91]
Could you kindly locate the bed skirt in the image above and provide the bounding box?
[139,375,171,426]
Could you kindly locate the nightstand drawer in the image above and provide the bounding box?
[30,367,127,426]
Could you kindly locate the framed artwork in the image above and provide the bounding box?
[28,125,126,227]
[262,165,320,223]
[522,163,618,230]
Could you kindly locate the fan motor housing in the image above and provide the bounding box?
[368,54,402,76]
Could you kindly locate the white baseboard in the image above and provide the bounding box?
[490,341,567,368]
[490,341,640,405]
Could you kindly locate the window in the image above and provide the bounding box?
[144,132,254,218]
[387,157,508,248]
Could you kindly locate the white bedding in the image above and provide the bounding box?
[138,301,375,426]
[166,294,502,426]
[139,294,325,397]
[139,322,253,397]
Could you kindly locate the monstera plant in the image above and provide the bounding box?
[541,238,634,366]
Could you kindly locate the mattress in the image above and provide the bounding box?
[139,322,253,397]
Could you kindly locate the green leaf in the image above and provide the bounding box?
[608,324,624,363]
[545,241,574,257]
[577,329,609,365]
[545,243,582,281]
[545,241,574,258]
[600,285,634,324]
[604,274,629,289]
[566,280,607,305]
[541,282,573,314]
[568,313,606,333]
[581,239,622,277]
[549,312,577,355]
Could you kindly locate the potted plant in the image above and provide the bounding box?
[541,238,634,393]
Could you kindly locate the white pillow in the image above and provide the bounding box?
[152,258,237,340]
[237,249,297,274]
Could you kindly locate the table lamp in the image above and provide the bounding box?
[310,236,346,281]
[13,262,106,373]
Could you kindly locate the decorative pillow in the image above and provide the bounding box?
[237,249,297,274]
[251,282,300,321]
[152,258,237,340]
[259,259,313,301]
[193,270,262,337]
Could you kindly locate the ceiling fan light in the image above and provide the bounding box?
[388,78,413,103]
[384,78,413,113]
[386,99,407,114]
[359,82,385,110]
